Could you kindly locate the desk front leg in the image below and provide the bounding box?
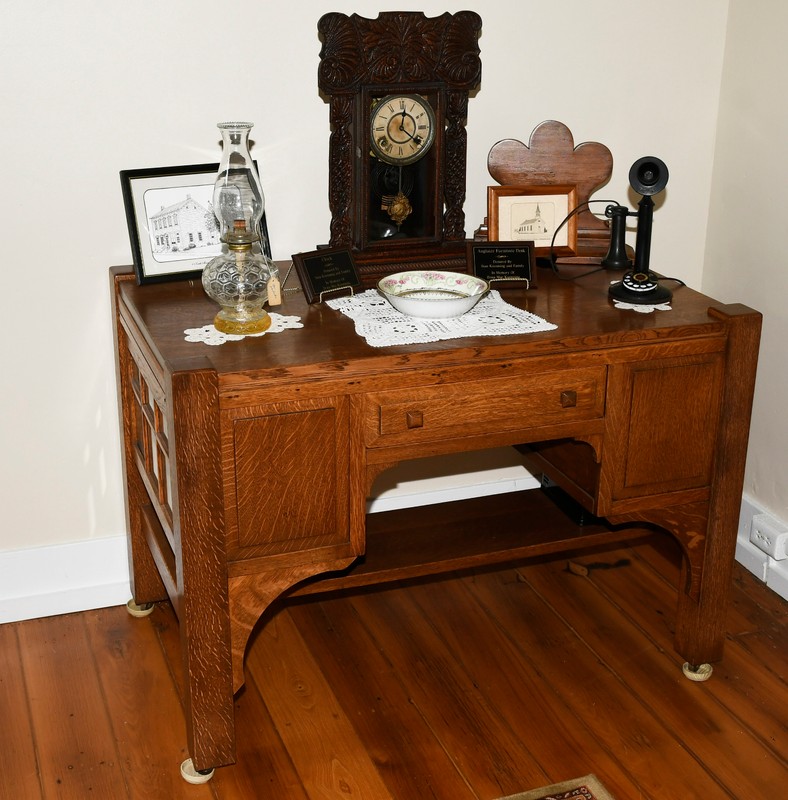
[608,306,762,670]
[673,306,762,667]
[170,369,236,773]
[608,500,729,667]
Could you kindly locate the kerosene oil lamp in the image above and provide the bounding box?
[201,122,278,334]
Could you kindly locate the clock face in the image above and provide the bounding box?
[370,94,436,166]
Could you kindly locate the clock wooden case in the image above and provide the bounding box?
[318,10,482,285]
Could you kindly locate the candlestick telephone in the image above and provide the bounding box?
[604,156,673,304]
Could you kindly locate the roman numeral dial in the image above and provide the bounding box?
[370,94,436,165]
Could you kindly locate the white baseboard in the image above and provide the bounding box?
[0,535,131,624]
[367,447,540,513]
[736,494,788,601]
[2,460,783,625]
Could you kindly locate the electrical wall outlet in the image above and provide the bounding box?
[749,513,788,560]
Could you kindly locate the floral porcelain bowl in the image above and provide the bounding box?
[377,270,489,318]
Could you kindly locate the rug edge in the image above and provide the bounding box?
[496,773,615,800]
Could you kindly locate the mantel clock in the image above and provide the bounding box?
[318,11,482,285]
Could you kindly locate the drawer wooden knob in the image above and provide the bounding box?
[406,410,424,429]
[560,390,577,408]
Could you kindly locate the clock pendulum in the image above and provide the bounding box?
[372,161,415,227]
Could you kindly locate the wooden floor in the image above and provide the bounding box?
[2,534,786,799]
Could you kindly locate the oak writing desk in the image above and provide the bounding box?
[111,264,761,778]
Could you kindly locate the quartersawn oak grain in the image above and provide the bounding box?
[110,261,761,778]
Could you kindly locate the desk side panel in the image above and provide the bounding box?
[222,397,353,563]
[111,268,169,607]
[603,351,725,506]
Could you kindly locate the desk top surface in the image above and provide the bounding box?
[114,264,753,384]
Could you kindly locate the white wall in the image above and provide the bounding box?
[704,0,788,523]
[0,3,735,568]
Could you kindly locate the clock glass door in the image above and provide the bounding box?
[364,90,440,246]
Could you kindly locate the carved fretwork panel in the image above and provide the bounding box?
[317,11,482,107]
[318,11,482,283]
[327,94,354,246]
[443,89,470,239]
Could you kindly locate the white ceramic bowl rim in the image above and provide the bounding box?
[378,270,489,300]
[377,270,489,319]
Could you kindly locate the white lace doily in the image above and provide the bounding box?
[612,300,672,314]
[325,289,556,348]
[609,280,672,313]
[184,313,303,345]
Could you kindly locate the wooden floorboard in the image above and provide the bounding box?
[596,543,788,762]
[404,571,652,798]
[0,623,41,799]
[346,578,549,798]
[464,563,730,799]
[518,553,786,797]
[83,607,213,800]
[2,536,786,798]
[16,615,128,798]
[245,610,394,798]
[289,593,485,799]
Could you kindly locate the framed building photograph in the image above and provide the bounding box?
[487,184,578,258]
[120,163,271,285]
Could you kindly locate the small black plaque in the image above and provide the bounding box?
[467,241,537,289]
[292,247,364,304]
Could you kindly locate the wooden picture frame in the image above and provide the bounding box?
[120,163,271,285]
[487,184,578,258]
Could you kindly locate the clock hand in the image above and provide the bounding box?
[397,113,417,141]
[399,125,423,146]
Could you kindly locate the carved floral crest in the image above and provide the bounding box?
[318,11,482,92]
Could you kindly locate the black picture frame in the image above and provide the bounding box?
[467,241,538,289]
[120,163,271,285]
[292,248,364,304]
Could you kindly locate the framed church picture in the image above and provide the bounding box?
[487,184,578,258]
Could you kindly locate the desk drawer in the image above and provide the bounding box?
[365,366,606,447]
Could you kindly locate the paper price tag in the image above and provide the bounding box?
[267,275,282,306]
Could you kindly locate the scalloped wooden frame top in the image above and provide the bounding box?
[487,120,614,249]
